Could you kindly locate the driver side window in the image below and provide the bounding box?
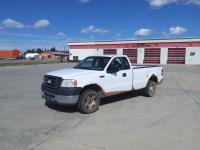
[107,57,123,73]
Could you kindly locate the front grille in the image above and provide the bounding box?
[43,75,62,89]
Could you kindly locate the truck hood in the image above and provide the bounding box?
[46,68,97,79]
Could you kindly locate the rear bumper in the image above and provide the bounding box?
[41,84,82,105]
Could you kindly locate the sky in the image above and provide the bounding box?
[0,0,200,51]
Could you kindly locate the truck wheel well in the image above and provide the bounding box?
[81,84,104,98]
[149,75,158,83]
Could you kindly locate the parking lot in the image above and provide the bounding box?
[0,63,200,150]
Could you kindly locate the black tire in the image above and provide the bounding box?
[77,89,100,114]
[144,80,156,97]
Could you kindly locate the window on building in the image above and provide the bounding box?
[190,52,195,56]
[73,56,79,62]
[103,49,117,55]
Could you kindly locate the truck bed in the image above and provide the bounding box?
[132,65,161,69]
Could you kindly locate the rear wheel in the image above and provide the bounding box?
[78,89,100,114]
[144,80,156,97]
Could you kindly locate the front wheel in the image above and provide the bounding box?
[78,89,100,114]
[144,80,156,97]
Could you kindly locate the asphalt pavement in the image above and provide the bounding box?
[0,63,200,150]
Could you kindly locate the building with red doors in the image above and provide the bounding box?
[68,38,200,65]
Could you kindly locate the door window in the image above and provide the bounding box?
[107,57,123,72]
[120,57,130,70]
[107,57,131,73]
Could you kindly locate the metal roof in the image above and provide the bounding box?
[69,37,200,45]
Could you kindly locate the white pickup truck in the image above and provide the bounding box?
[41,55,163,113]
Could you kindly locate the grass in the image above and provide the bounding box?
[0,59,68,67]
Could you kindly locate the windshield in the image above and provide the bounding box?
[74,56,111,71]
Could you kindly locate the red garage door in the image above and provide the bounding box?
[168,48,186,64]
[123,49,137,64]
[144,48,160,64]
[103,49,117,55]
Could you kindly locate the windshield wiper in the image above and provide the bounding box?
[74,67,101,71]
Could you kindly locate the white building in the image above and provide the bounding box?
[68,38,200,64]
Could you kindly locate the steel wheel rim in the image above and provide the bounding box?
[84,94,97,111]
[149,83,156,95]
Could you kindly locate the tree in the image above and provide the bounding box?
[36,48,43,54]
[50,47,56,52]
[31,49,36,53]
[23,49,31,55]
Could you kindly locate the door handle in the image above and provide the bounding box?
[122,73,126,77]
[100,75,105,78]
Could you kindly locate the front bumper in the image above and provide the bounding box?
[41,91,79,105]
[41,84,82,105]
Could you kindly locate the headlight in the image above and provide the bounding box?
[60,79,77,87]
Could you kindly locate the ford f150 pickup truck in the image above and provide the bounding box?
[41,55,163,114]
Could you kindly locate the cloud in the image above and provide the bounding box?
[1,18,51,29]
[148,0,178,8]
[134,28,152,36]
[185,0,200,5]
[80,0,91,4]
[56,32,66,37]
[0,31,58,39]
[169,26,187,34]
[34,19,50,28]
[81,25,109,34]
[148,0,200,8]
[0,32,68,51]
[0,38,68,51]
[2,18,24,28]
